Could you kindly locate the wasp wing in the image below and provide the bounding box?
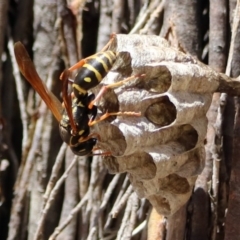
[61,69,77,134]
[14,42,63,122]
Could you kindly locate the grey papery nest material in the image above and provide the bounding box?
[90,34,235,216]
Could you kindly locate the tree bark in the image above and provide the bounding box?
[1,0,240,240]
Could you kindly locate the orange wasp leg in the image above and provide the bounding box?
[92,148,112,156]
[88,73,146,109]
[60,34,116,80]
[78,133,111,156]
[88,111,141,127]
[78,132,101,143]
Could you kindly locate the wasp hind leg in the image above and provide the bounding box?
[60,34,116,78]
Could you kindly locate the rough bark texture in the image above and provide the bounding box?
[1,0,240,239]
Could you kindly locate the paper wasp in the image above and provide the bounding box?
[14,38,142,156]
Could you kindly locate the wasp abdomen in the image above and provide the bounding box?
[73,51,117,98]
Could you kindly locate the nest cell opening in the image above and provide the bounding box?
[134,65,172,94]
[111,51,133,76]
[145,96,177,127]
[96,123,127,156]
[176,147,205,178]
[176,124,198,151]
[158,174,191,194]
[97,87,120,116]
[125,152,157,180]
[102,156,120,174]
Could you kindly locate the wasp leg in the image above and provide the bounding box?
[59,59,85,80]
[88,74,145,109]
[60,34,116,80]
[69,59,87,72]
[78,132,101,143]
[87,151,112,156]
[78,134,112,156]
[86,93,98,120]
[60,58,90,80]
[100,33,116,52]
[88,111,141,126]
[92,148,112,156]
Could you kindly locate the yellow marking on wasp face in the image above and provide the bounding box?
[78,130,85,135]
[73,83,87,94]
[84,77,92,83]
[84,64,102,82]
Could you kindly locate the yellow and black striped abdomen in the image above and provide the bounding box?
[73,51,117,98]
